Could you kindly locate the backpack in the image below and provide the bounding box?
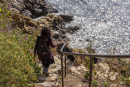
[36,36,50,54]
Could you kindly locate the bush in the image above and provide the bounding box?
[0,32,39,87]
[0,1,42,86]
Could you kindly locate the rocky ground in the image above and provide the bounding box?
[35,55,90,87]
[35,55,60,87]
[6,0,81,43]
[35,54,129,87]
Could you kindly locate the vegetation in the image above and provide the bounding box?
[84,42,130,86]
[1,0,130,87]
[0,0,42,86]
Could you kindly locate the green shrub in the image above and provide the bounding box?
[84,71,89,79]
[103,82,109,87]
[0,32,40,87]
[92,80,98,87]
[0,1,42,86]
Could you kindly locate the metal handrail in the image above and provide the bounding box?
[60,43,130,87]
[60,44,130,58]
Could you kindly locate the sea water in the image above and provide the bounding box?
[45,0,130,55]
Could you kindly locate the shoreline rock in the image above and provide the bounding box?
[59,14,74,22]
[9,0,82,43]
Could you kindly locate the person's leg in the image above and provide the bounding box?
[44,60,50,75]
[42,60,46,73]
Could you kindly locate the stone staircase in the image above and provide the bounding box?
[35,54,126,87]
[35,55,61,87]
[35,55,89,87]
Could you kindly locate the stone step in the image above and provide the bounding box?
[76,64,89,71]
[36,82,59,87]
[65,61,88,76]
[49,64,61,73]
[38,74,58,82]
[35,55,61,87]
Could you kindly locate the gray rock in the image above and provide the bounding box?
[33,4,40,9]
[25,2,33,10]
[61,34,66,39]
[35,0,46,6]
[43,4,58,13]
[12,1,26,11]
[58,37,62,41]
[21,9,32,17]
[53,34,60,39]
[23,0,58,18]
[59,14,74,22]
[66,26,81,34]
[32,8,42,16]
[67,26,80,31]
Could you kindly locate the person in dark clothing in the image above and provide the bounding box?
[34,26,57,75]
[66,47,75,62]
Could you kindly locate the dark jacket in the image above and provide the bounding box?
[34,36,57,60]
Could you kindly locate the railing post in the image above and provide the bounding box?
[65,46,66,77]
[89,56,93,87]
[61,53,64,87]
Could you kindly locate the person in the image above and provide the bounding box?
[34,26,57,75]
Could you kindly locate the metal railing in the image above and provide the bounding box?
[60,43,130,87]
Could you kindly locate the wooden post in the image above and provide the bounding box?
[61,53,64,87]
[89,56,93,87]
[65,46,66,77]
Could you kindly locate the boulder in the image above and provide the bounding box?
[23,0,46,6]
[12,12,20,22]
[59,14,73,22]
[24,2,33,10]
[21,9,32,17]
[31,8,42,17]
[10,8,20,14]
[23,0,35,5]
[43,4,58,13]
[35,0,47,6]
[33,4,41,9]
[66,26,81,34]
[12,12,38,33]
[11,1,26,11]
[46,13,63,24]
[109,72,118,82]
[36,13,63,27]
[36,16,52,27]
[53,34,60,39]
[23,0,58,18]
[24,17,38,27]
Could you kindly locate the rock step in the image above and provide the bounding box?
[36,56,61,87]
[49,64,61,74]
[36,82,59,87]
[38,74,58,82]
[65,60,89,76]
[39,63,61,74]
[36,55,89,87]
